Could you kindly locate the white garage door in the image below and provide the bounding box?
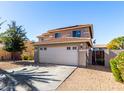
[39,46,78,66]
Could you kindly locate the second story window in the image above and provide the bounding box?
[55,33,61,38]
[72,30,81,37]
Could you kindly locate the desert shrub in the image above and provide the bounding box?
[110,52,124,82]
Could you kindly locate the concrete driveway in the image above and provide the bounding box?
[0,64,76,91]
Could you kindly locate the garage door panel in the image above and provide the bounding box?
[39,47,78,66]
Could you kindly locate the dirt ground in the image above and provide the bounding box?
[0,61,21,70]
[57,65,124,91]
[0,61,34,70]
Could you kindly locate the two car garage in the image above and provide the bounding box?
[39,46,78,66]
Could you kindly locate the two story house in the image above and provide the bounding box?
[34,24,93,67]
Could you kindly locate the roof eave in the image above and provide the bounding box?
[34,40,93,47]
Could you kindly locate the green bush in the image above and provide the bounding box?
[110,52,124,82]
[110,58,123,82]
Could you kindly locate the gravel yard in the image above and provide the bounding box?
[57,65,124,91]
[0,61,34,70]
[0,61,22,70]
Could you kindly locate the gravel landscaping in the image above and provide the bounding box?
[57,65,124,91]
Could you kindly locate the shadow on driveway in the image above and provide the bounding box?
[0,67,60,91]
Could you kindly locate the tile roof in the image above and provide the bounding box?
[34,37,92,46]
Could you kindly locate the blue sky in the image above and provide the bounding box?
[0,1,124,44]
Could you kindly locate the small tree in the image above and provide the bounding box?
[107,36,124,49]
[0,21,28,61]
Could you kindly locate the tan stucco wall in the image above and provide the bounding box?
[104,49,124,67]
[78,43,89,67]
[88,49,92,65]
[78,49,87,67]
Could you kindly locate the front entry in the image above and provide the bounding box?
[92,50,105,66]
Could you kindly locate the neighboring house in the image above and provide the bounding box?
[34,24,93,67]
[0,43,11,61]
